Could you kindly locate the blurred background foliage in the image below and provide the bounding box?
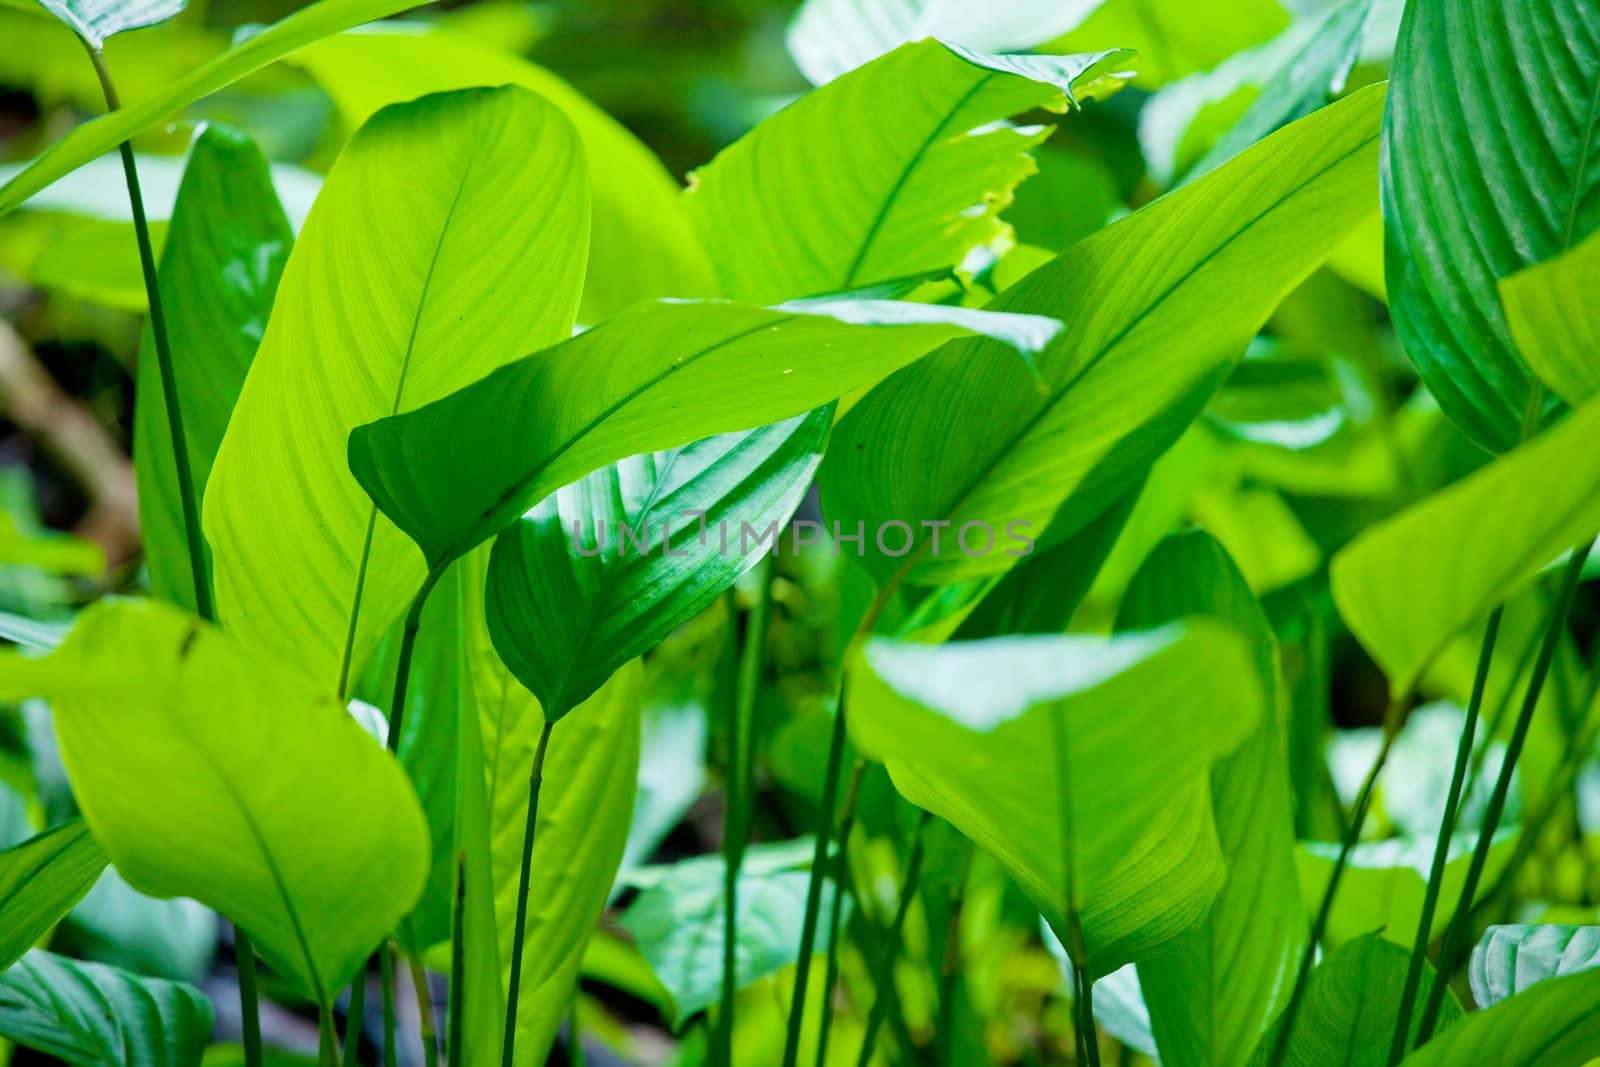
[2,0,1598,1064]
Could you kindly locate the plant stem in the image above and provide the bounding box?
[1048,699,1098,1067]
[815,760,866,1067]
[569,996,586,1067]
[1414,545,1589,1045]
[382,943,398,1067]
[1388,608,1504,1064]
[937,845,971,1067]
[342,966,368,1067]
[234,928,264,1067]
[447,853,466,1067]
[409,955,440,1067]
[387,567,447,755]
[720,563,773,1066]
[855,810,932,1067]
[502,718,556,1067]
[320,1007,338,1067]
[1266,712,1398,1067]
[1074,963,1099,1067]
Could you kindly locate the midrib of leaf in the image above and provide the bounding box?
[443,314,800,568]
[839,72,993,287]
[336,158,478,697]
[1556,63,1600,248]
[869,130,1376,590]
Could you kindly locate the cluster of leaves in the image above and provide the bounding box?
[0,0,1598,1065]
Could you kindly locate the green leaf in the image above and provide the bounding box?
[1382,0,1599,452]
[1471,925,1600,1009]
[686,39,1131,303]
[132,125,291,614]
[620,840,845,1024]
[0,949,211,1067]
[1115,531,1303,1067]
[33,0,183,48]
[1057,0,1291,88]
[0,818,107,970]
[0,599,430,1005]
[819,85,1383,588]
[487,409,828,721]
[60,867,217,983]
[846,621,1262,976]
[1244,934,1459,1066]
[784,0,1109,85]
[0,0,431,214]
[348,296,1058,579]
[469,548,643,1067]
[1330,393,1600,697]
[1399,967,1600,1066]
[284,23,714,323]
[203,85,588,691]
[1501,227,1600,407]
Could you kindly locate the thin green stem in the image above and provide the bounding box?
[235,928,264,1067]
[1388,609,1504,1064]
[815,761,866,1067]
[447,852,466,1067]
[1074,963,1099,1067]
[1048,698,1097,1067]
[320,1006,338,1067]
[387,568,446,755]
[855,810,932,1067]
[342,965,367,1067]
[568,995,586,1067]
[1415,545,1589,1045]
[381,944,398,1067]
[409,955,439,1067]
[720,563,773,1066]
[501,718,556,1067]
[937,844,970,1067]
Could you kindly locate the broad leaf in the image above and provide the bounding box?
[487,409,828,720]
[132,125,291,614]
[0,949,211,1067]
[820,85,1384,588]
[1501,227,1600,407]
[1057,0,1291,88]
[1331,393,1600,697]
[0,0,430,214]
[204,85,587,691]
[348,297,1059,578]
[784,0,1108,85]
[1471,925,1600,1009]
[0,818,107,969]
[1116,531,1303,1067]
[1399,967,1600,1066]
[686,39,1131,303]
[34,0,183,48]
[620,841,845,1023]
[61,867,216,983]
[0,600,430,1004]
[286,23,714,322]
[846,621,1262,976]
[1383,0,1599,452]
[1244,934,1459,1066]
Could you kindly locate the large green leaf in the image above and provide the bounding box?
[685,39,1131,303]
[285,23,713,322]
[1399,967,1600,1066]
[1330,393,1600,697]
[469,548,643,1067]
[1115,531,1302,1067]
[819,85,1384,588]
[203,85,588,692]
[1244,934,1459,1066]
[348,297,1058,580]
[0,949,211,1067]
[33,0,182,48]
[132,125,291,614]
[487,409,828,720]
[1501,227,1600,408]
[1471,925,1600,1009]
[1382,0,1600,452]
[0,818,107,969]
[1057,0,1291,88]
[846,621,1262,977]
[620,840,844,1024]
[0,600,430,1005]
[0,0,429,214]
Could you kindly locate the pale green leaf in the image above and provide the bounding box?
[1056,0,1291,88]
[1471,925,1600,1009]
[33,0,183,48]
[1399,967,1600,1066]
[1501,227,1600,408]
[0,818,107,970]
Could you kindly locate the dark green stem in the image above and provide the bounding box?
[1074,963,1099,1066]
[815,761,866,1067]
[501,718,556,1067]
[381,944,398,1067]
[855,811,931,1067]
[342,965,367,1067]
[568,995,586,1067]
[1415,545,1589,1045]
[235,928,264,1067]
[320,1007,338,1067]
[387,567,446,755]
[409,955,439,1067]
[1388,608,1504,1064]
[447,853,466,1067]
[1048,700,1098,1067]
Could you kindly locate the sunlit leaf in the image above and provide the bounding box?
[0,818,106,970]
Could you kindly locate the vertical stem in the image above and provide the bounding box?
[815,761,866,1067]
[501,718,556,1067]
[409,955,440,1067]
[235,928,264,1067]
[342,965,368,1067]
[568,996,587,1067]
[447,853,466,1067]
[1049,700,1097,1067]
[720,564,773,1065]
[854,811,932,1067]
[387,568,446,755]
[1388,608,1504,1065]
[1073,964,1099,1066]
[381,944,398,1067]
[320,1007,338,1067]
[1415,545,1589,1046]
[936,845,970,1067]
